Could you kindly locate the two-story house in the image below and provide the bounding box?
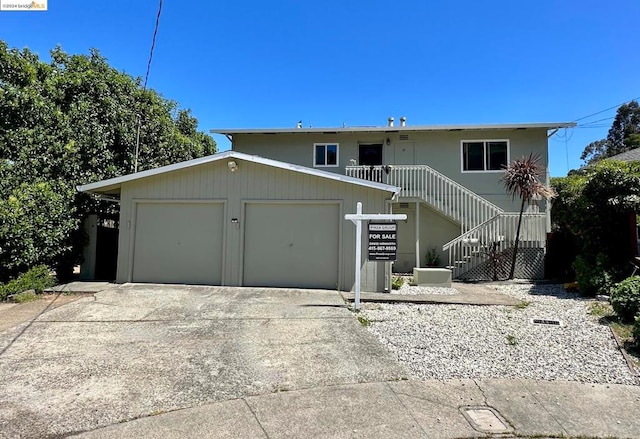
[78,120,574,292]
[217,120,574,278]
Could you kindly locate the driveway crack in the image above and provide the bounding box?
[471,379,489,406]
[242,398,270,438]
[385,382,429,436]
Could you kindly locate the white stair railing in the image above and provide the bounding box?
[442,213,547,278]
[345,165,503,232]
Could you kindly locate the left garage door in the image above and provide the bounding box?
[132,202,224,284]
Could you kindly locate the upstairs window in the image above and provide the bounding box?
[461,140,509,172]
[314,143,339,167]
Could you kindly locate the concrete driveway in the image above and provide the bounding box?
[0,284,406,438]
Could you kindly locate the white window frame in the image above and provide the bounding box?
[313,143,339,168]
[460,139,510,173]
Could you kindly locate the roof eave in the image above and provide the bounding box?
[210,122,576,136]
[76,151,400,196]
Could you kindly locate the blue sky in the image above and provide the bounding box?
[1,0,638,176]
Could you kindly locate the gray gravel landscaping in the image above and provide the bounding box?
[361,283,638,385]
[394,277,459,296]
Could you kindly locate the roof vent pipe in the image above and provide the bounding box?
[388,117,394,127]
[400,116,406,127]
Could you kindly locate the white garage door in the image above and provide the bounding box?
[243,203,339,289]
[132,202,224,284]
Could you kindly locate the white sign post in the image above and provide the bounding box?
[345,202,407,311]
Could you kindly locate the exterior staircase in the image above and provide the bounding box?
[345,164,547,279]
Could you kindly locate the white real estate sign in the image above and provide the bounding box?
[345,202,407,311]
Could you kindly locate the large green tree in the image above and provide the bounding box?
[0,41,216,281]
[581,101,640,164]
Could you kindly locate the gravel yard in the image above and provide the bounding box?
[361,283,639,385]
[394,277,458,296]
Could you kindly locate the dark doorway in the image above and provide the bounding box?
[95,223,119,280]
[359,144,383,166]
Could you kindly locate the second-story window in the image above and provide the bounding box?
[461,140,509,172]
[314,143,339,167]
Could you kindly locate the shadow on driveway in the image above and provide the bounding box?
[0,284,407,438]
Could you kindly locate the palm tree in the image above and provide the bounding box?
[501,154,555,280]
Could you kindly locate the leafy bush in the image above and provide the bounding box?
[0,180,77,282]
[633,313,640,348]
[573,254,616,297]
[425,248,440,266]
[391,276,404,290]
[0,265,56,301]
[611,276,640,322]
[551,161,640,287]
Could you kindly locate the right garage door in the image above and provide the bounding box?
[243,203,339,289]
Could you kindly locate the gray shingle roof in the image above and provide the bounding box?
[608,148,640,162]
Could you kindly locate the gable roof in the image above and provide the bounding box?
[211,122,576,136]
[607,148,640,163]
[76,151,401,195]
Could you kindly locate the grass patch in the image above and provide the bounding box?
[356,315,371,327]
[391,276,404,290]
[506,334,518,346]
[514,300,531,310]
[589,301,615,318]
[13,290,39,303]
[593,305,639,369]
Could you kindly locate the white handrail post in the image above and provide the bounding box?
[354,202,362,311]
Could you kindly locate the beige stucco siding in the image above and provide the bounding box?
[116,158,392,291]
[232,129,550,213]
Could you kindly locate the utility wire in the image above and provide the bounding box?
[578,116,615,127]
[571,96,640,123]
[135,0,164,173]
[555,96,639,171]
[143,0,163,90]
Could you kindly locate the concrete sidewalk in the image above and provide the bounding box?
[72,378,640,439]
[342,282,522,306]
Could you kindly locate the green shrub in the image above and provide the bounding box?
[611,276,640,322]
[0,180,77,282]
[573,254,616,297]
[0,265,56,301]
[391,276,404,290]
[425,248,440,267]
[633,313,640,348]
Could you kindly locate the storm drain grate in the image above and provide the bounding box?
[531,318,562,326]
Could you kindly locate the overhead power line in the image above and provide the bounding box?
[572,96,640,123]
[578,116,615,127]
[135,0,164,173]
[143,0,163,90]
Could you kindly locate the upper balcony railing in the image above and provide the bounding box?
[345,164,503,232]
